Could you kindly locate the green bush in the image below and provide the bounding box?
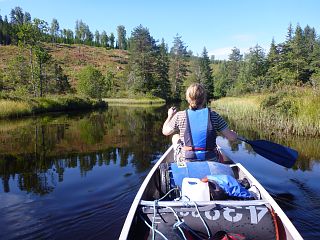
[260,95,280,109]
[260,92,288,109]
[77,66,106,99]
[275,100,298,116]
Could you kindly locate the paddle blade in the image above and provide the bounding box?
[246,140,298,168]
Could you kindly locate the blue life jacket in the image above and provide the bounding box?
[184,108,217,160]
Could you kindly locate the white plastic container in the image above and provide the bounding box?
[181,177,210,201]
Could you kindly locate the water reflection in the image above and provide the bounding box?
[0,105,320,239]
[0,106,169,196]
[222,114,320,171]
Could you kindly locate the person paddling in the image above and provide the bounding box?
[162,83,238,162]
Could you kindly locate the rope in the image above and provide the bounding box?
[152,200,158,240]
[138,214,168,240]
[149,187,180,240]
[166,206,187,240]
[191,201,211,238]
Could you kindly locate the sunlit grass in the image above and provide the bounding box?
[212,95,262,117]
[0,100,32,118]
[104,98,166,105]
[0,96,107,118]
[212,90,320,136]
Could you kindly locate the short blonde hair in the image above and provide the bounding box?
[186,83,206,109]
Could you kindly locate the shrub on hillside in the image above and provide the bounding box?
[260,92,298,117]
[77,66,106,99]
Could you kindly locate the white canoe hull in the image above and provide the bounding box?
[120,146,303,240]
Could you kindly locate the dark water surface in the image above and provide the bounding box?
[0,105,319,239]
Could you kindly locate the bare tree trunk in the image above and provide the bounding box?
[39,61,43,97]
[29,47,36,97]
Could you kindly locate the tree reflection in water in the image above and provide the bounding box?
[0,105,169,195]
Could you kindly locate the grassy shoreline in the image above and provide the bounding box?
[0,96,107,119]
[0,96,166,119]
[103,97,166,105]
[212,89,320,137]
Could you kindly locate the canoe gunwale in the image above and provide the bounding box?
[119,145,303,240]
[119,146,173,240]
[140,199,269,207]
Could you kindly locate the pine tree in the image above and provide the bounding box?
[94,30,100,47]
[100,30,108,48]
[127,25,157,93]
[153,39,171,100]
[169,34,189,100]
[117,25,127,50]
[10,6,24,25]
[16,18,51,96]
[237,45,267,92]
[109,33,115,48]
[3,16,11,45]
[64,29,74,44]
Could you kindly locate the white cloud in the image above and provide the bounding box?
[209,47,251,60]
[208,47,232,60]
[232,34,257,42]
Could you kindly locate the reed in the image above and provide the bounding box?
[212,90,320,137]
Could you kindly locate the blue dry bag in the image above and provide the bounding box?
[207,175,252,199]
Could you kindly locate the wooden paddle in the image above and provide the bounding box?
[237,137,298,168]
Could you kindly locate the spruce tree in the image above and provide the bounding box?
[0,15,3,44]
[153,39,171,100]
[199,47,214,99]
[226,47,242,94]
[266,38,282,87]
[169,34,189,100]
[109,33,115,48]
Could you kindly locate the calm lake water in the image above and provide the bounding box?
[0,105,319,239]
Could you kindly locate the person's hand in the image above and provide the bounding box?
[168,106,177,118]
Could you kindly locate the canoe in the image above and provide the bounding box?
[119,146,303,240]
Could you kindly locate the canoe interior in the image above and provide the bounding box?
[123,148,302,240]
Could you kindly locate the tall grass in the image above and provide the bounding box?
[0,96,107,119]
[212,89,320,136]
[0,100,32,118]
[104,97,166,105]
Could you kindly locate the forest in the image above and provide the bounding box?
[1,6,320,102]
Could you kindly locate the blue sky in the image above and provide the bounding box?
[1,0,319,59]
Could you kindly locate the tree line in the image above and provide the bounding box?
[0,7,127,98]
[213,23,320,98]
[0,7,127,49]
[1,6,319,102]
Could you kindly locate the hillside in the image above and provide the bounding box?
[0,44,129,87]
